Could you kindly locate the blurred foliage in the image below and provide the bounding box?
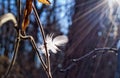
[1,0,120,78]
[0,0,74,78]
[0,56,24,78]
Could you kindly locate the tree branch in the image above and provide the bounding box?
[2,32,20,78]
[60,48,117,72]
[32,3,52,78]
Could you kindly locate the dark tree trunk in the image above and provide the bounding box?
[62,0,117,78]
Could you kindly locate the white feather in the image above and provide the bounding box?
[39,34,68,56]
[53,35,68,46]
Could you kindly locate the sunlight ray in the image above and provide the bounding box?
[74,0,103,18]
[75,0,98,8]
[73,0,107,23]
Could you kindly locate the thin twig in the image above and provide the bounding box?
[60,48,117,72]
[3,0,21,77]
[2,34,20,78]
[20,35,52,78]
[60,63,76,72]
[18,0,21,29]
[20,34,52,78]
[32,3,52,78]
[20,35,47,70]
[72,47,117,62]
[1,0,52,78]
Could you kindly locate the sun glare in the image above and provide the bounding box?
[115,0,120,5]
[108,0,120,5]
[107,0,120,38]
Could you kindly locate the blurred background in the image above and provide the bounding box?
[0,0,120,78]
